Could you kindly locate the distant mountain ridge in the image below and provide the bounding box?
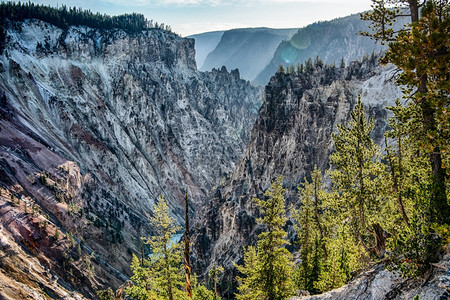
[191,13,407,86]
[188,30,224,68]
[254,13,407,85]
[194,27,297,81]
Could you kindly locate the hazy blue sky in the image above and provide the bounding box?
[12,0,374,36]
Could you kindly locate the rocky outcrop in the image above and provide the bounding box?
[192,58,403,293]
[0,18,261,296]
[1,19,261,214]
[187,30,225,69]
[290,250,450,300]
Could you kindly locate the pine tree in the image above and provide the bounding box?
[305,58,314,73]
[292,166,328,294]
[126,254,157,299]
[314,220,361,291]
[361,0,450,225]
[235,177,295,300]
[383,100,442,276]
[208,263,224,300]
[127,196,184,300]
[148,197,184,300]
[329,96,387,258]
[192,278,217,300]
[185,188,192,298]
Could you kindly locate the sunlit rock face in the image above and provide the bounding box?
[192,58,403,294]
[0,18,261,297]
[289,250,450,300]
[254,13,410,85]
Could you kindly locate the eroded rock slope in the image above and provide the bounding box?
[0,18,261,297]
[192,58,403,292]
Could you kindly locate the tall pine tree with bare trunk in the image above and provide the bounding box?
[185,188,192,298]
[361,0,449,225]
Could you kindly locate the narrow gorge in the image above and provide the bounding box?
[0,2,448,299]
[0,18,261,298]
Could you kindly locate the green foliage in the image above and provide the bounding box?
[236,177,295,300]
[208,263,224,299]
[305,58,314,73]
[126,254,159,300]
[144,196,184,299]
[314,221,363,291]
[0,1,173,52]
[292,166,328,294]
[97,288,114,300]
[192,284,216,300]
[235,246,262,300]
[126,196,215,299]
[330,95,385,258]
[340,57,345,68]
[314,56,324,68]
[360,0,400,43]
[386,2,449,224]
[191,275,218,300]
[363,0,450,225]
[277,65,285,74]
[0,1,162,32]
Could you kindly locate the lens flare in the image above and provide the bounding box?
[289,32,311,50]
[280,44,298,64]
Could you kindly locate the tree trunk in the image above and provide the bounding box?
[408,0,419,23]
[214,270,218,299]
[164,242,174,300]
[372,223,389,258]
[184,189,192,298]
[421,98,449,224]
[385,136,410,227]
[313,179,328,259]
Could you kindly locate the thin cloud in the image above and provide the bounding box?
[260,0,362,2]
[100,0,223,6]
[100,0,364,7]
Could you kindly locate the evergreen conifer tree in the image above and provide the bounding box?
[361,0,450,225]
[235,177,295,300]
[329,96,387,258]
[127,196,184,300]
[292,166,328,294]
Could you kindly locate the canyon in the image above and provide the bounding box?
[0,9,447,300]
[0,18,260,298]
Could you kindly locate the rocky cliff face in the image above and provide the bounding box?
[192,58,403,293]
[187,30,225,69]
[290,249,450,300]
[0,18,261,297]
[254,13,407,85]
[199,28,298,82]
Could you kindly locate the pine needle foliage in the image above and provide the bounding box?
[126,196,184,300]
[329,95,386,259]
[235,177,295,300]
[126,196,216,300]
[292,166,328,294]
[361,0,449,225]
